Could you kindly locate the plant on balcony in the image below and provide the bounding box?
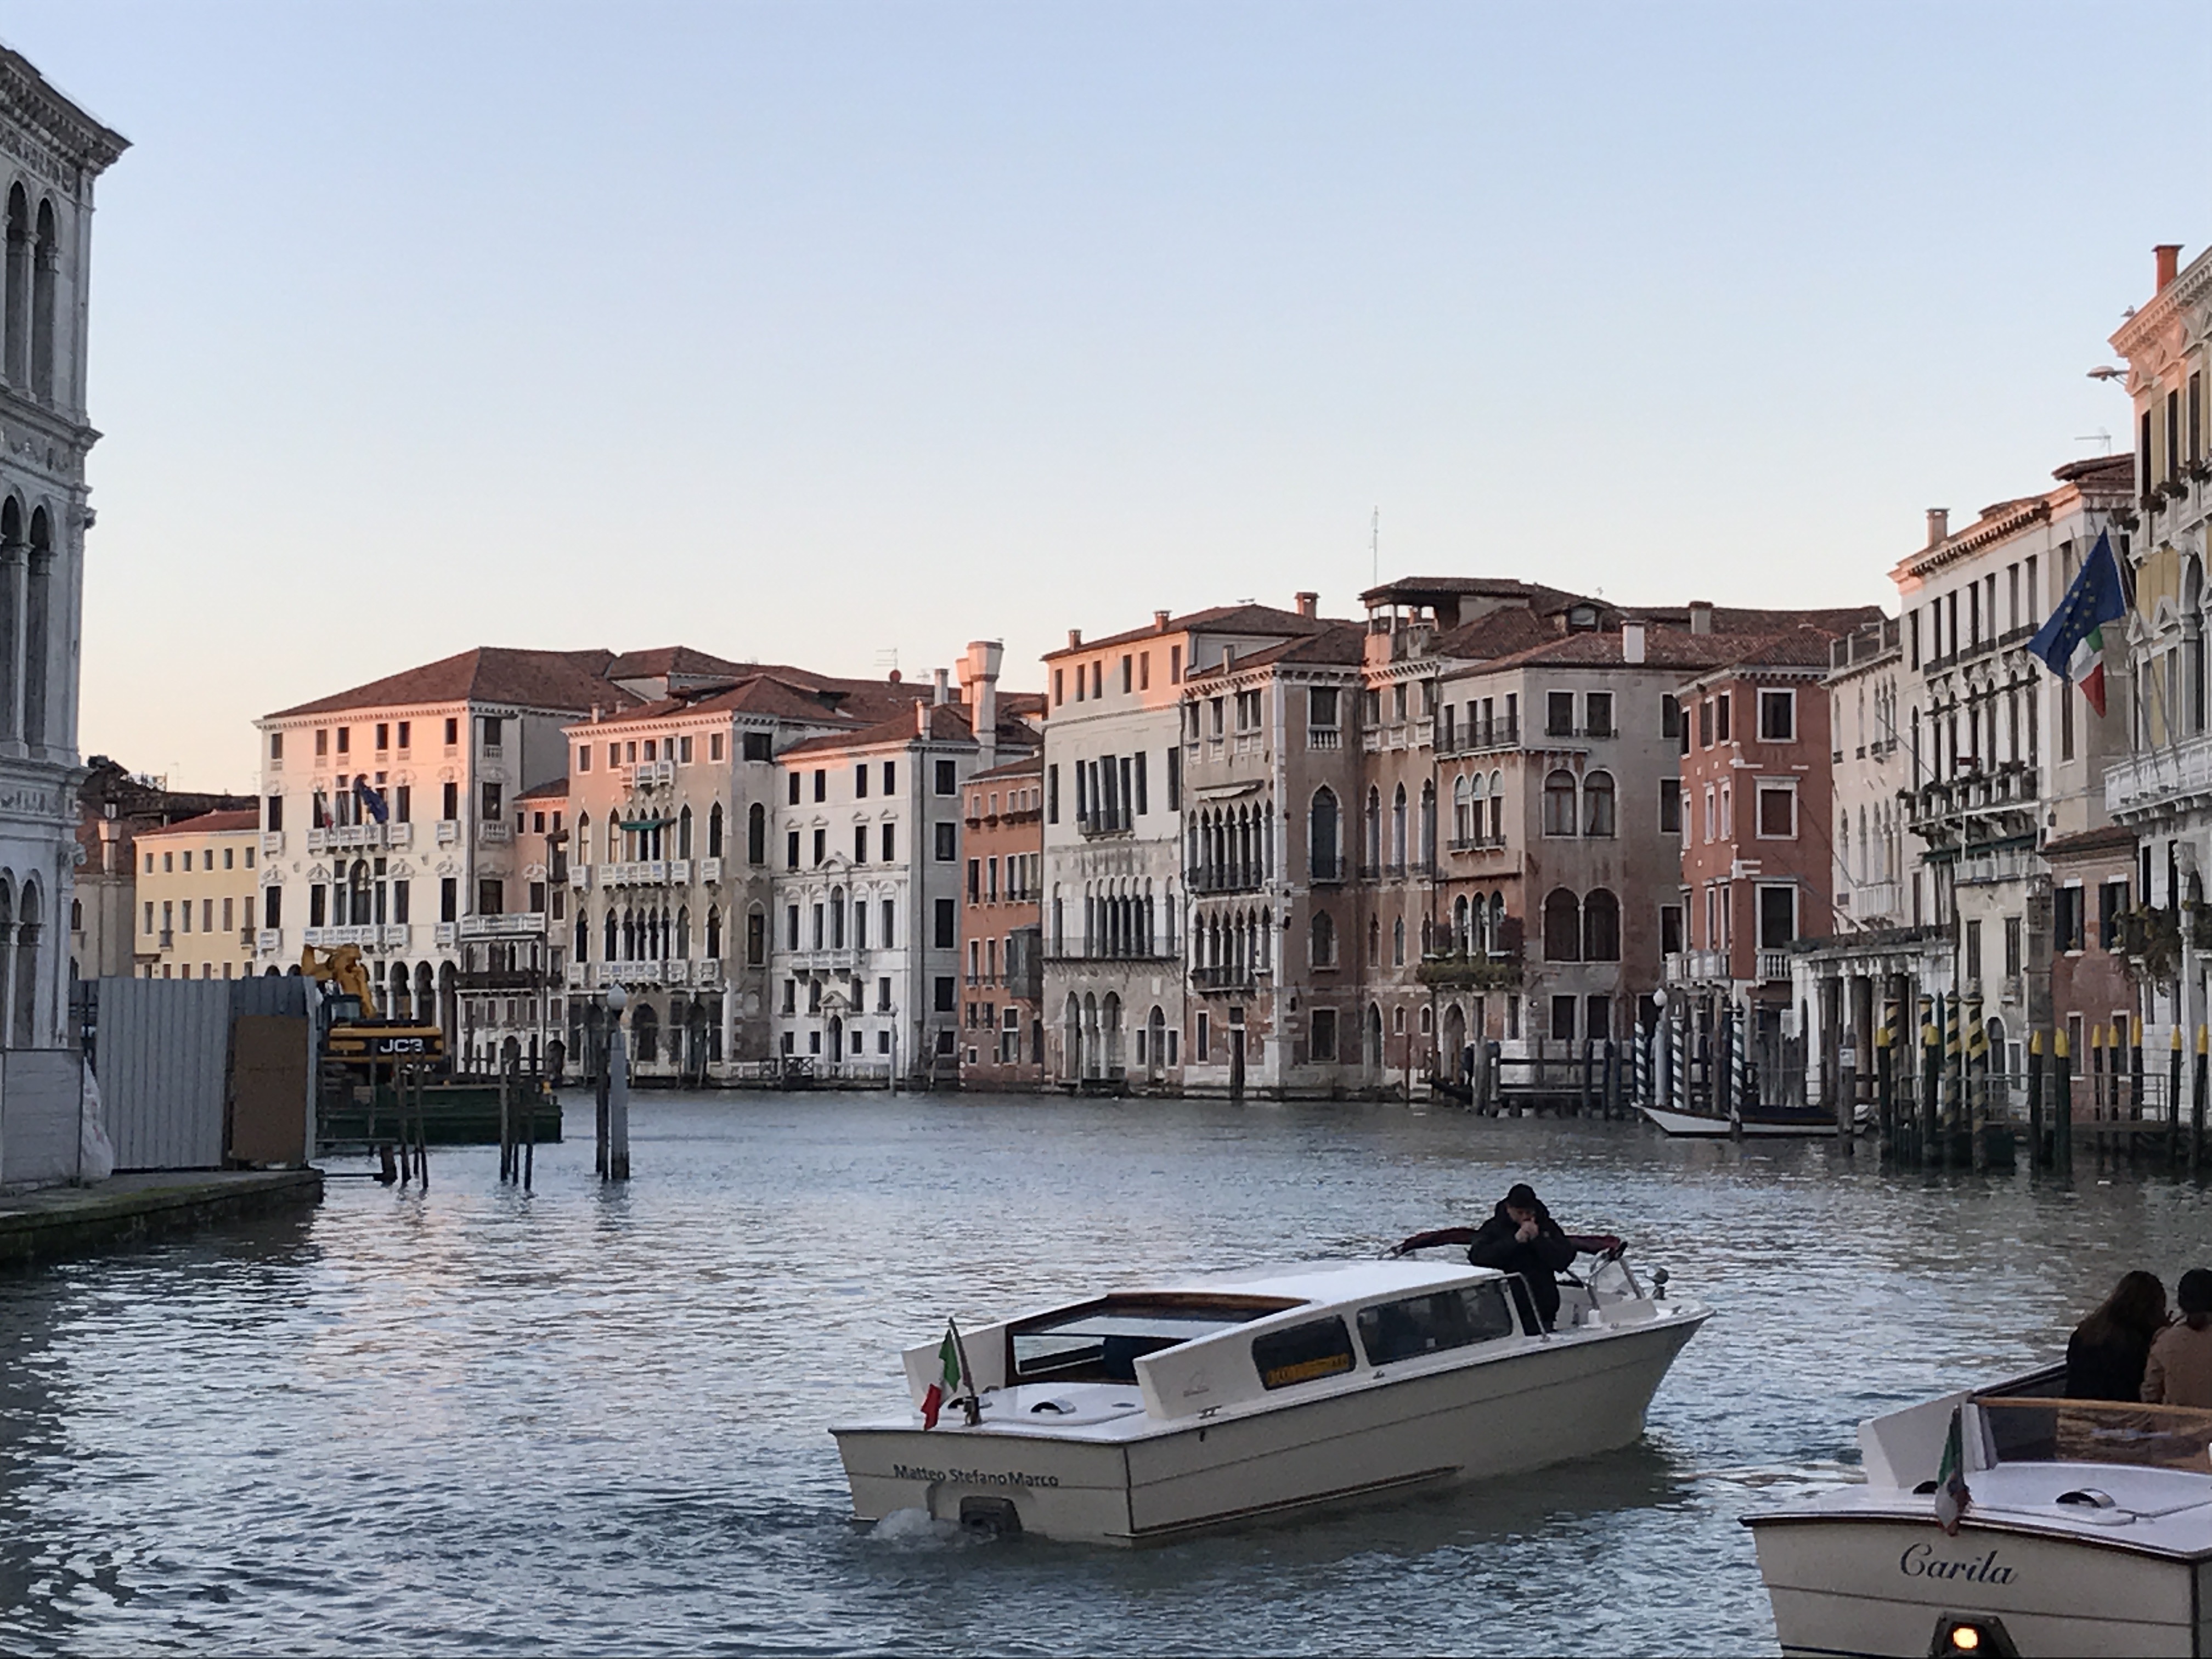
[2188,900,2212,953]
[2121,904,2182,986]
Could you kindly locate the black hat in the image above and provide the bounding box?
[2181,1269,2212,1317]
[1504,1182,1541,1210]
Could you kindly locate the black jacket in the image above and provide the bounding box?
[1465,1203,1578,1279]
[2067,1324,2155,1403]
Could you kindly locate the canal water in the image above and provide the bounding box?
[3,1093,2210,1656]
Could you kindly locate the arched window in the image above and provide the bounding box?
[3,185,26,387]
[30,199,53,403]
[23,504,47,747]
[1488,770,1504,842]
[1583,770,1616,838]
[1542,769,1578,837]
[1364,787,1382,871]
[1390,784,1408,867]
[1367,913,1381,966]
[1453,775,1471,844]
[574,913,589,963]
[1543,888,1581,961]
[1309,788,1340,881]
[603,909,617,961]
[676,906,692,959]
[348,858,372,925]
[577,812,592,865]
[1418,780,1436,866]
[1488,891,1506,955]
[679,805,694,860]
[741,802,759,864]
[1452,894,1469,952]
[1583,888,1621,961]
[1392,915,1406,966]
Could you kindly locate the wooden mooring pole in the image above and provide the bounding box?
[2054,1026,2074,1178]
[2028,1030,2045,1171]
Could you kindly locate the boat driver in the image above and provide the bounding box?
[1390,1182,1581,1331]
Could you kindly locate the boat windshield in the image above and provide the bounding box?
[1976,1395,2212,1474]
[1012,1300,1286,1385]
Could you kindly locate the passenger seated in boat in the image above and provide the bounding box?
[2065,1269,2166,1402]
[2145,1269,2212,1408]
[1391,1182,1581,1331]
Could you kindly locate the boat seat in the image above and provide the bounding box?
[1099,1334,1180,1383]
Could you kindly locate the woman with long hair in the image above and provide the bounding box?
[2066,1270,2168,1402]
[2145,1269,2212,1407]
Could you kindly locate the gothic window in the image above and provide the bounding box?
[1543,888,1581,962]
[1542,769,1577,837]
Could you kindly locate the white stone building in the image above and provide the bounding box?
[1039,600,1331,1088]
[769,645,1033,1079]
[0,53,125,1047]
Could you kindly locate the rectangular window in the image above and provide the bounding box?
[883,761,896,794]
[934,821,956,861]
[1658,778,1681,834]
[442,781,459,821]
[2099,879,2130,951]
[813,769,827,803]
[1046,764,1060,823]
[477,878,503,916]
[395,785,410,823]
[1965,918,1983,981]
[1660,904,1683,955]
[264,888,280,929]
[1661,695,1680,740]
[880,822,895,861]
[314,727,328,758]
[308,888,323,927]
[336,726,350,755]
[855,825,869,864]
[1053,668,1065,706]
[2004,915,2022,978]
[731,731,758,762]
[1716,692,1732,742]
[967,857,981,902]
[1310,1007,1337,1062]
[393,881,410,923]
[1758,690,1795,742]
[1092,662,1103,699]
[481,782,502,820]
[1584,692,1613,738]
[1758,885,1795,949]
[1121,654,1133,693]
[2052,886,2083,953]
[270,731,284,763]
[788,772,801,806]
[1699,699,1713,747]
[934,973,956,1012]
[1356,1284,1515,1365]
[1167,746,1182,811]
[935,759,957,795]
[1756,784,1796,838]
[1546,691,1575,737]
[786,830,800,870]
[812,828,827,865]
[855,763,869,798]
[440,878,458,923]
[1550,995,1576,1041]
[266,794,284,832]
[934,898,957,949]
[1197,1009,1210,1060]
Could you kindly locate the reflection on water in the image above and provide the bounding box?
[0,1093,2208,1656]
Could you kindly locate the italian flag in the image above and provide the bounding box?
[1933,1406,1971,1536]
[2070,626,2110,717]
[922,1326,962,1430]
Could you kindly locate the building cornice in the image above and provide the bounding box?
[0,48,127,189]
[2113,247,2212,360]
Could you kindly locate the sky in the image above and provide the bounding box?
[0,1,2200,792]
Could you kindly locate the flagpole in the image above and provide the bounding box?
[948,1316,982,1427]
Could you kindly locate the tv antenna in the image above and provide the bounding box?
[2076,429,2114,454]
[1370,506,1379,588]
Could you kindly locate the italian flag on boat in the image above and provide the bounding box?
[1933,1406,1971,1536]
[2028,528,2129,716]
[921,1325,963,1430]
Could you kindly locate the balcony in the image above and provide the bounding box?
[699,857,723,883]
[1957,844,2035,888]
[157,929,173,949]
[1435,719,1520,757]
[1414,951,1524,989]
[1077,808,1133,839]
[302,924,411,950]
[695,960,723,988]
[1839,879,1903,918]
[261,832,284,856]
[569,863,593,891]
[1189,867,1265,895]
[601,860,670,887]
[1447,834,1509,855]
[625,759,676,787]
[788,947,860,972]
[1231,731,1265,758]
[1189,963,1263,991]
[2107,732,2212,821]
[308,821,411,853]
[436,821,460,846]
[435,922,459,946]
[1757,950,1791,983]
[477,822,512,846]
[257,928,283,953]
[1307,727,1342,751]
[459,912,548,940]
[1663,949,1731,984]
[669,859,691,883]
[567,962,588,988]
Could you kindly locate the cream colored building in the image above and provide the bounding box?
[133,809,259,979]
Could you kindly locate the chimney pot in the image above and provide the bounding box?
[1295,590,1319,619]
[916,701,929,737]
[933,667,950,706]
[2158,243,2183,291]
[1622,621,1646,664]
[1926,507,1949,548]
[1688,601,1714,636]
[1068,628,1083,649]
[1153,611,1171,633]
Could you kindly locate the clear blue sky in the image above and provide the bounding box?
[4,1,2198,790]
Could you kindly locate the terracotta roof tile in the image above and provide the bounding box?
[139,808,259,837]
[266,647,641,721]
[1046,603,1338,661]
[515,777,569,802]
[1184,623,1367,680]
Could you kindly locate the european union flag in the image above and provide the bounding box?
[2028,530,2128,715]
[352,774,389,824]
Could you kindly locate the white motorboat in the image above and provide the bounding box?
[831,1248,1709,1544]
[1747,1362,2212,1657]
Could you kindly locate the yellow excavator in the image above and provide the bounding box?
[300,943,446,1064]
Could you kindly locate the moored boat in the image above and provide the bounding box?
[1640,1101,1846,1138]
[832,1247,1709,1544]
[1746,1363,2212,1657]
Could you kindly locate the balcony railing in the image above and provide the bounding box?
[1078,808,1133,838]
[478,822,512,845]
[1663,949,1731,984]
[699,857,723,883]
[1189,867,1265,895]
[303,924,411,950]
[437,821,460,845]
[1189,963,1265,991]
[2108,732,2212,820]
[1307,727,1342,751]
[306,821,414,853]
[257,928,283,953]
[668,859,691,883]
[601,860,670,886]
[1434,719,1520,757]
[459,913,548,939]
[1757,950,1791,983]
[261,832,284,856]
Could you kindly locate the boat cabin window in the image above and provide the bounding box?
[1252,1317,1357,1390]
[1356,1283,1517,1366]
[1011,1300,1283,1385]
[1976,1395,2212,1473]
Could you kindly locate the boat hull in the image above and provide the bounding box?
[1750,1513,2203,1658]
[837,1312,1703,1544]
[1640,1104,1841,1139]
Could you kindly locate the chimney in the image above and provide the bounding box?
[1688,601,1713,636]
[2158,243,2183,292]
[963,640,1003,769]
[1153,610,1171,633]
[933,667,950,706]
[1622,621,1646,664]
[915,700,930,738]
[1925,507,1949,548]
[1068,628,1083,649]
[1295,590,1318,620]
